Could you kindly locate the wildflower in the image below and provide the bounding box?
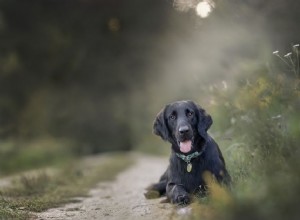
[284,52,292,57]
[272,50,279,55]
[271,115,282,120]
[222,80,228,90]
[293,44,299,48]
[230,117,236,125]
[241,115,252,123]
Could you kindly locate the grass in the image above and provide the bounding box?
[0,153,133,220]
[187,135,300,220]
[0,138,75,176]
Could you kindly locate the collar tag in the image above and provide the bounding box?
[187,163,192,172]
[175,150,204,172]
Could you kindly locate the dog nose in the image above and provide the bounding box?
[179,125,190,134]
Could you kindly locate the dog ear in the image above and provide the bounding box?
[153,106,170,141]
[196,105,213,141]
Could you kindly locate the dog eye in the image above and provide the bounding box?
[169,115,176,120]
[187,112,194,117]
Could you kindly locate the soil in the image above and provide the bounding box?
[35,155,191,220]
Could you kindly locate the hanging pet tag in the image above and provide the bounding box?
[187,163,192,172]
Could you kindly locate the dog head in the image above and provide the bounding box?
[153,100,212,154]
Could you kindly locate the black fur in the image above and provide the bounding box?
[148,100,230,204]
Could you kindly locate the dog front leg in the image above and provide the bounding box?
[166,182,190,204]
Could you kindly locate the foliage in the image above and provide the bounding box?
[197,45,300,220]
[0,0,171,154]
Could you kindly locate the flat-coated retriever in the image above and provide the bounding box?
[147,100,230,204]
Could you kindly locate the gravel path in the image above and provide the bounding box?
[36,155,180,220]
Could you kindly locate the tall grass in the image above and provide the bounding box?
[194,44,300,220]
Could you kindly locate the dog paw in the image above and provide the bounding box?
[144,190,160,199]
[175,194,190,205]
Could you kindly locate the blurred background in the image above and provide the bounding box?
[0,0,300,219]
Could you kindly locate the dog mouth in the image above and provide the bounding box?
[178,138,193,153]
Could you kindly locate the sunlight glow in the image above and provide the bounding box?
[196,1,213,18]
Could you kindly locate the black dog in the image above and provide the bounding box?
[148,100,230,204]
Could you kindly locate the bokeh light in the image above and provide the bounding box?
[196,1,213,18]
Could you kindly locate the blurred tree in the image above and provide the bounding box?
[0,0,172,153]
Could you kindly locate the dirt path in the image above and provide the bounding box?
[36,155,186,220]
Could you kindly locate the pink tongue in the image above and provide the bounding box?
[179,140,192,153]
